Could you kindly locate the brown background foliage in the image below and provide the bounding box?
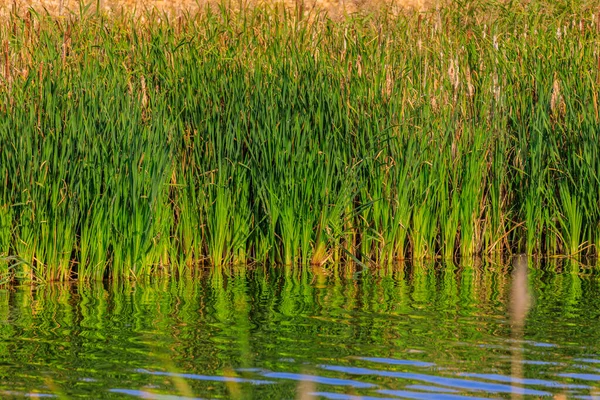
[1,0,431,19]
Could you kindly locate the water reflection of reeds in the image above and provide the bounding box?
[0,261,598,398]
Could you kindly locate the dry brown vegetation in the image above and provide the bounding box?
[1,0,433,20]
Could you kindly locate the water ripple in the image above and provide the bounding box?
[557,373,600,381]
[110,389,205,399]
[320,365,552,396]
[358,357,436,367]
[136,369,275,385]
[378,389,495,400]
[261,372,376,388]
[311,392,397,400]
[459,373,590,389]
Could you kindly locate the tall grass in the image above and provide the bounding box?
[0,1,599,280]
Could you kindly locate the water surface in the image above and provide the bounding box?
[1,258,599,399]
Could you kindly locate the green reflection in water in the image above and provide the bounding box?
[0,260,599,398]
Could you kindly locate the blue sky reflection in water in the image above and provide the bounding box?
[0,258,600,398]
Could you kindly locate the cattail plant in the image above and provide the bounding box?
[0,0,599,280]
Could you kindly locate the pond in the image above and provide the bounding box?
[1,256,599,399]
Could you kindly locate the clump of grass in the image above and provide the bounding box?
[0,0,599,281]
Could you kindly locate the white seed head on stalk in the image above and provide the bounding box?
[141,75,148,108]
[551,78,559,112]
[3,40,10,87]
[493,73,500,101]
[466,67,474,99]
[448,60,455,87]
[431,94,438,111]
[342,27,347,60]
[383,64,393,98]
[493,35,498,51]
[435,10,442,33]
[551,76,566,118]
[556,27,561,40]
[448,58,460,91]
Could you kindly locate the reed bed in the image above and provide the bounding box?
[0,1,599,281]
